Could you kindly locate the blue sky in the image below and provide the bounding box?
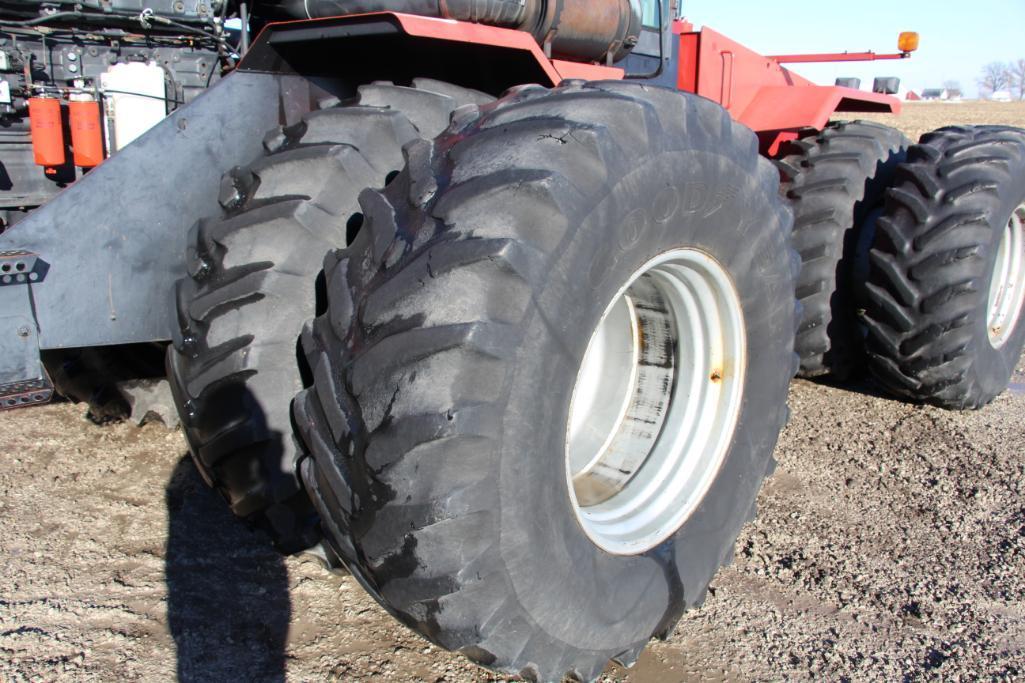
[680,0,1025,97]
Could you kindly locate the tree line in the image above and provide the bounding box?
[980,60,1025,98]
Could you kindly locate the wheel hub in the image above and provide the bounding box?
[987,203,1025,349]
[566,249,747,555]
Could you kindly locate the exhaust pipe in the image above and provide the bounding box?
[263,0,643,63]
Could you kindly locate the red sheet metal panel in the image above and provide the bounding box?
[389,14,626,84]
[741,85,899,132]
[552,59,624,82]
[677,25,900,139]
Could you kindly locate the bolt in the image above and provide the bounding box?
[16,325,30,338]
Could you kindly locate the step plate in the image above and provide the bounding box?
[0,377,53,410]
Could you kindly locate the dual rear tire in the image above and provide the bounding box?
[167,79,495,552]
[862,126,1025,409]
[778,122,1025,409]
[776,121,910,378]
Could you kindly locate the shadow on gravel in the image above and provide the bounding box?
[804,372,899,402]
[165,456,291,682]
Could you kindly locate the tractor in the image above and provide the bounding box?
[2,1,1024,680]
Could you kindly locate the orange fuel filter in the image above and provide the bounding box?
[28,97,65,168]
[69,98,104,167]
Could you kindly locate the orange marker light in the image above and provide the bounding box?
[898,32,920,54]
[28,97,66,168]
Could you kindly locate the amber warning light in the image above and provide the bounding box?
[899,32,920,54]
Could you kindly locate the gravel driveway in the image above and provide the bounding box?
[2,103,1024,681]
[2,354,1022,682]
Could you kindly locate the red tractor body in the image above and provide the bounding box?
[243,11,902,156]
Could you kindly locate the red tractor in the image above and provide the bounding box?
[2,1,1024,679]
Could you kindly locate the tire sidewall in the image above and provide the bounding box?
[494,149,794,649]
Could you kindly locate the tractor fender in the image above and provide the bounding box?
[741,85,900,155]
[239,12,624,95]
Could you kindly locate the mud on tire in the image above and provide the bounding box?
[295,81,797,680]
[166,79,494,552]
[862,125,1025,409]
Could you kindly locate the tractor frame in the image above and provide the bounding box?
[0,8,902,408]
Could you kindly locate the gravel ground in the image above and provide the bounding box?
[2,362,1023,682]
[2,103,1025,682]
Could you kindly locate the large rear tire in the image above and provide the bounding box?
[167,80,494,552]
[776,121,909,378]
[862,125,1025,409]
[294,81,797,680]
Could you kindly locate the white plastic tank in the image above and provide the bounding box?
[98,62,167,152]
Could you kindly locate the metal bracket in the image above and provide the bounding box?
[0,250,48,286]
[0,254,52,409]
[0,377,52,410]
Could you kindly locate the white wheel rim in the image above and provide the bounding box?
[565,249,747,555]
[987,203,1025,349]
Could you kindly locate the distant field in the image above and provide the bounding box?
[839,100,1025,141]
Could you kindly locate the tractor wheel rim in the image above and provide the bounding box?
[565,248,747,555]
[987,203,1025,349]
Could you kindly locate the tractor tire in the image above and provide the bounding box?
[862,125,1025,409]
[776,121,909,378]
[167,79,494,553]
[294,81,797,681]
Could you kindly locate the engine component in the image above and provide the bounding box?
[27,97,65,168]
[0,19,225,210]
[69,96,104,167]
[267,0,644,62]
[99,62,167,151]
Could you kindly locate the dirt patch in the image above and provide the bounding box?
[842,101,1025,142]
[2,105,1025,682]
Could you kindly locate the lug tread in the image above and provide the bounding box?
[167,81,477,551]
[862,125,1025,408]
[776,120,910,377]
[296,80,797,682]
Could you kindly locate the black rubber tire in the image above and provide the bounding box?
[294,81,797,681]
[862,125,1025,409]
[776,121,909,378]
[167,79,494,553]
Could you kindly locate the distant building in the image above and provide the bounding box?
[990,90,1013,102]
[919,88,963,102]
[906,91,922,101]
